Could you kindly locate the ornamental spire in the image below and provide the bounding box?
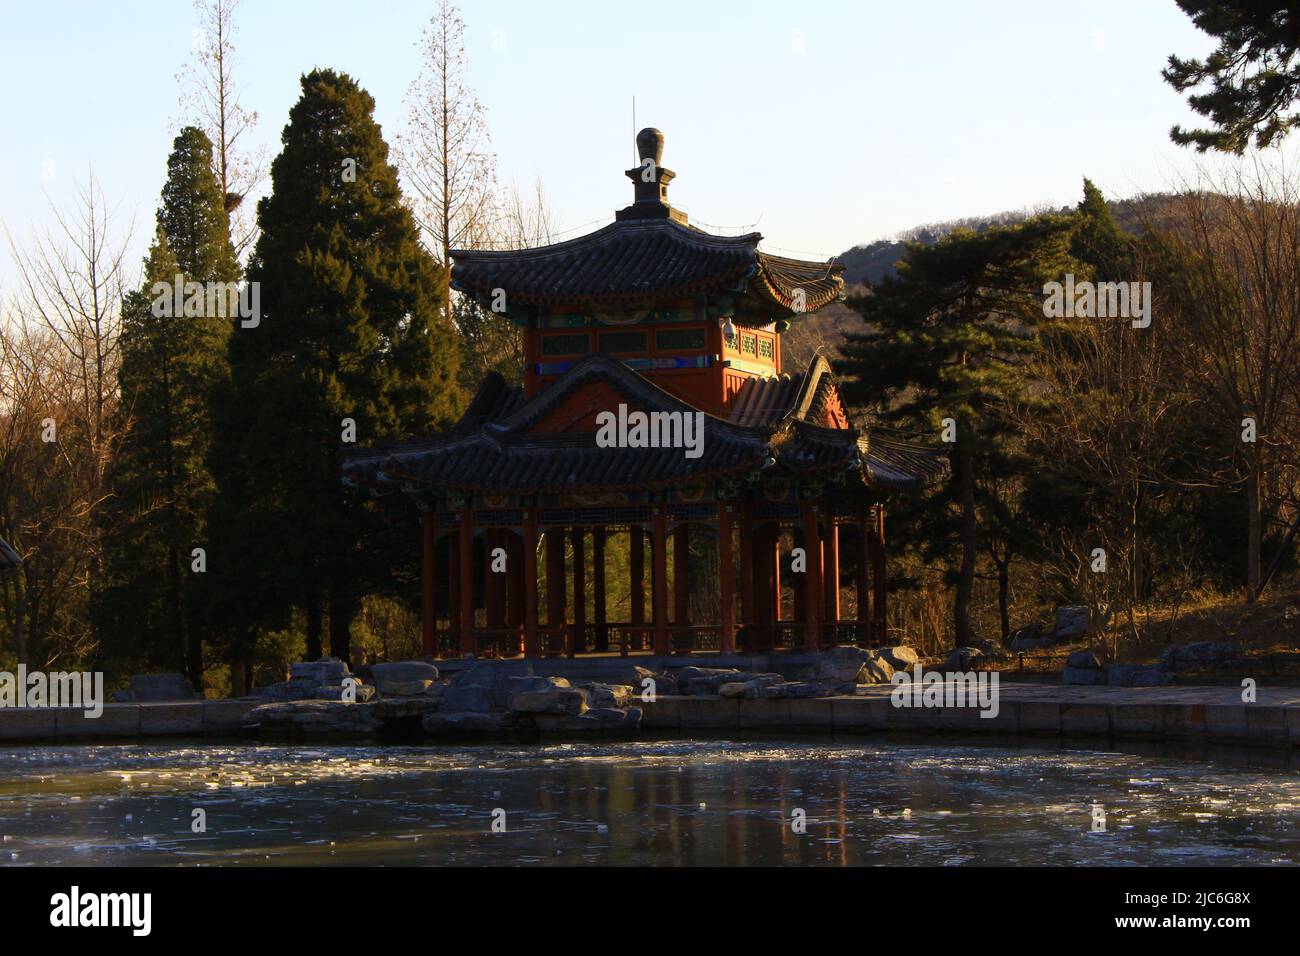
[617,127,687,224]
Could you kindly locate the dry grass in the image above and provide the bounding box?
[1116,583,1300,663]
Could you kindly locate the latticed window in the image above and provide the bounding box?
[656,327,706,350]
[741,333,757,356]
[758,338,774,360]
[541,332,589,355]
[599,331,647,353]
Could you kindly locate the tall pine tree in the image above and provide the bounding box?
[99,127,238,686]
[210,69,460,670]
[838,217,1072,647]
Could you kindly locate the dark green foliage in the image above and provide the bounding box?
[838,216,1073,645]
[97,128,238,684]
[1165,1,1300,152]
[208,69,461,670]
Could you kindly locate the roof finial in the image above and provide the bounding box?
[636,127,664,166]
[618,127,686,224]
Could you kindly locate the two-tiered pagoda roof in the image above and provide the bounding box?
[451,218,844,320]
[341,354,941,495]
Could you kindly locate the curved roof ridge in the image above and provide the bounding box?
[494,353,770,435]
[782,353,838,425]
[450,218,761,263]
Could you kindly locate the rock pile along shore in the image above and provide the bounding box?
[249,646,917,740]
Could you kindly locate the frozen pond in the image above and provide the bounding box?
[0,738,1296,865]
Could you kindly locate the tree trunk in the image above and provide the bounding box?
[954,443,976,648]
[12,568,26,665]
[329,586,354,667]
[996,559,1010,644]
[306,598,323,660]
[1247,456,1262,603]
[230,636,248,698]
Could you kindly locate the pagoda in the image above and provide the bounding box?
[343,129,941,659]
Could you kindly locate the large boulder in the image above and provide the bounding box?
[646,673,679,697]
[442,683,495,713]
[452,659,536,709]
[603,665,658,689]
[1159,641,1242,669]
[374,680,432,697]
[370,661,440,695]
[127,673,198,702]
[251,700,381,736]
[1067,650,1102,670]
[945,647,982,671]
[1053,606,1090,641]
[877,646,920,670]
[1063,666,1107,686]
[313,683,375,703]
[510,677,589,716]
[290,658,350,685]
[674,667,752,695]
[1107,664,1173,687]
[583,682,635,709]
[817,646,872,683]
[862,656,895,684]
[259,658,356,702]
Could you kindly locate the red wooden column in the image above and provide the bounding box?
[506,530,524,655]
[673,523,690,652]
[857,505,871,643]
[801,502,822,652]
[717,501,735,654]
[592,526,608,652]
[447,523,460,643]
[651,505,669,656]
[522,509,540,657]
[771,529,783,624]
[420,510,437,656]
[545,528,567,656]
[630,527,645,651]
[739,500,754,652]
[571,527,586,657]
[823,519,840,639]
[486,529,506,631]
[871,504,887,641]
[793,528,805,625]
[752,525,773,651]
[458,502,475,656]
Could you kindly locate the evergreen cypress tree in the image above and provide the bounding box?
[99,127,238,686]
[838,217,1071,647]
[210,68,460,668]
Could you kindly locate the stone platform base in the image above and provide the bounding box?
[640,682,1300,747]
[0,699,260,742]
[2,683,1297,748]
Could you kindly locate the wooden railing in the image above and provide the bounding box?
[428,619,876,659]
[738,623,805,652]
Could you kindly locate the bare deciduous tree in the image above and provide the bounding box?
[401,0,497,317]
[1151,161,1300,602]
[177,0,263,258]
[1,176,135,666]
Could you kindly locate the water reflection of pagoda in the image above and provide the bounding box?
[343,129,941,659]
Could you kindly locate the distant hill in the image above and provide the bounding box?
[832,194,1177,287]
[783,193,1181,370]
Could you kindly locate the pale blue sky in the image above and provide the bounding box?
[0,0,1256,284]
